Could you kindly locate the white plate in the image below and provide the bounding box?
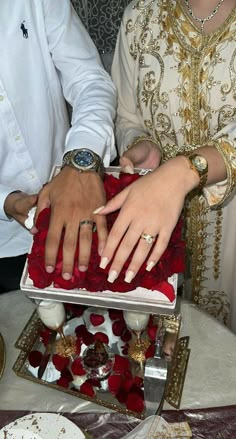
[0,413,85,439]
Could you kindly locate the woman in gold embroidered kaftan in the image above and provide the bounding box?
[94,0,236,331]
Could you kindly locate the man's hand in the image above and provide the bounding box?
[120,140,162,173]
[36,166,107,279]
[4,192,38,232]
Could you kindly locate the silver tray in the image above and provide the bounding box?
[13,307,190,419]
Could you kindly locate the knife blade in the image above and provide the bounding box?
[38,330,57,380]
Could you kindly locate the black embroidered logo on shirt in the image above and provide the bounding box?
[20,21,28,39]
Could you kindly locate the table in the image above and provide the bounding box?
[1,290,236,437]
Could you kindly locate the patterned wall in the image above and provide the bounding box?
[71,0,130,55]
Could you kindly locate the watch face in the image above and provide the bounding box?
[73,149,95,168]
[192,155,207,172]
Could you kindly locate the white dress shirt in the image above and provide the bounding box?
[0,0,117,257]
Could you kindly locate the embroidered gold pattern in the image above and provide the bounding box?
[124,0,236,324]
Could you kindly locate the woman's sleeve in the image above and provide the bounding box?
[111,8,148,155]
[204,122,236,207]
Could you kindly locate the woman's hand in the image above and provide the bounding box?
[120,140,162,173]
[95,156,199,283]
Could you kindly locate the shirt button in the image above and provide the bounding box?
[0,95,4,101]
[15,135,21,141]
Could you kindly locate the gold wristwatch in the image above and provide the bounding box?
[186,153,208,189]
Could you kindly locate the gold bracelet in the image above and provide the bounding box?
[209,139,234,206]
[126,135,163,161]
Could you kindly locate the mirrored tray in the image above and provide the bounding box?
[0,332,6,380]
[13,305,190,419]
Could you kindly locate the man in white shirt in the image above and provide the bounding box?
[0,0,117,292]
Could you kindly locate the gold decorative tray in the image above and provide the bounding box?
[0,332,6,380]
[13,307,190,419]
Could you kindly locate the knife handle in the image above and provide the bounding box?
[38,353,51,379]
[154,324,165,359]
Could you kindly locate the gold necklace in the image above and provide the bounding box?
[184,0,225,31]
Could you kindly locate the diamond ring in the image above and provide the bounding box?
[140,233,156,245]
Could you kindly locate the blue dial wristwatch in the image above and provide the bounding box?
[62,148,104,179]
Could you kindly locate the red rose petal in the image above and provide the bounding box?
[52,354,70,371]
[134,376,143,387]
[90,313,105,326]
[57,377,70,388]
[116,388,127,404]
[126,391,144,413]
[121,377,134,392]
[108,374,123,394]
[61,368,73,382]
[145,344,155,359]
[155,281,176,302]
[108,309,124,320]
[39,328,51,346]
[121,329,132,342]
[71,357,86,376]
[113,354,130,374]
[80,381,95,397]
[28,350,43,368]
[112,320,126,337]
[83,330,95,346]
[147,325,158,341]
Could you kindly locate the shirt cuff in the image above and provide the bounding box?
[0,185,19,221]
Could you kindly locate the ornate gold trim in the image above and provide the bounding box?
[165,336,190,408]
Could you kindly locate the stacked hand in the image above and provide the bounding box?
[4,166,106,280]
[95,141,198,283]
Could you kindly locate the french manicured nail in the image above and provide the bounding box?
[62,272,72,280]
[46,266,54,273]
[100,256,109,269]
[124,165,134,174]
[79,265,88,272]
[93,206,104,214]
[146,261,155,272]
[108,270,118,283]
[125,270,135,283]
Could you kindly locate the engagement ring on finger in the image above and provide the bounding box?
[140,233,156,245]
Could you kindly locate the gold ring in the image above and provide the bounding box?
[140,233,156,244]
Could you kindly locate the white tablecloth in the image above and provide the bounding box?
[0,290,236,412]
